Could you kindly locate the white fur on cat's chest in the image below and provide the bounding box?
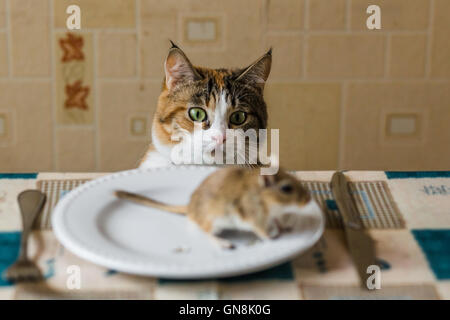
[140,150,173,169]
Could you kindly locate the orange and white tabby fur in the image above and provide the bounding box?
[139,42,272,169]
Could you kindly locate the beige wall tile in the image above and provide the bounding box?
[179,14,225,51]
[98,81,160,171]
[0,0,447,173]
[389,35,427,78]
[431,31,450,78]
[265,83,341,170]
[54,0,136,29]
[0,0,5,28]
[55,32,94,125]
[0,32,7,76]
[221,0,265,66]
[10,0,50,76]
[265,34,302,79]
[140,0,177,78]
[141,0,264,79]
[309,0,346,30]
[267,0,303,31]
[56,128,96,171]
[98,32,137,78]
[307,35,385,78]
[0,82,53,172]
[343,82,450,170]
[0,110,13,145]
[433,0,450,31]
[351,0,430,30]
[431,0,450,77]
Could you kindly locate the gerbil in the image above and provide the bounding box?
[115,167,311,249]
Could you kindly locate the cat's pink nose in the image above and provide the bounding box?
[212,134,226,145]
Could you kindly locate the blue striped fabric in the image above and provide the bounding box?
[0,173,37,180]
[0,232,21,286]
[412,229,450,280]
[386,171,450,179]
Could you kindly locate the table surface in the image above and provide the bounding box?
[0,170,449,300]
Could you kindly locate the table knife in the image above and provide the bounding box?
[331,171,377,289]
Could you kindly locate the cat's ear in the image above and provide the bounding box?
[236,48,272,90]
[164,41,201,90]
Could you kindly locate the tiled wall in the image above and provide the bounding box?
[0,0,449,172]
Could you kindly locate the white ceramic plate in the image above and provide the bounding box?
[52,166,325,279]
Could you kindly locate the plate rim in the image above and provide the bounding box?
[52,166,325,279]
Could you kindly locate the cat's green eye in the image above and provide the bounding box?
[188,107,207,122]
[229,111,247,125]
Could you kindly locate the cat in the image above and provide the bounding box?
[139,41,272,169]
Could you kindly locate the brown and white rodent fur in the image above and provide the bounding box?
[115,167,311,249]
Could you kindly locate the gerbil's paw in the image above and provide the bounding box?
[269,232,281,239]
[219,239,236,250]
[268,222,282,239]
[210,235,236,250]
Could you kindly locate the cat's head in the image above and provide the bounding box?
[152,41,272,165]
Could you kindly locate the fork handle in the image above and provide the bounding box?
[17,191,46,261]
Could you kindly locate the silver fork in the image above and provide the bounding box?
[3,190,46,283]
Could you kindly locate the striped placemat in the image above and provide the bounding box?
[36,179,404,230]
[35,179,89,230]
[300,180,404,229]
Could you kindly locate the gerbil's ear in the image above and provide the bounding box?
[259,174,276,188]
[235,48,272,91]
[164,41,201,91]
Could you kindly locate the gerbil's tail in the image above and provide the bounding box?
[114,190,187,215]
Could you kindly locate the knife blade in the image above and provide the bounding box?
[331,171,377,289]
